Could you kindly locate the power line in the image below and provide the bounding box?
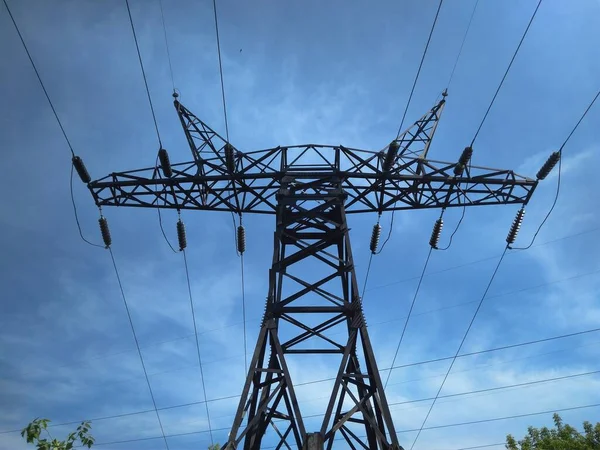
[182,249,214,446]
[76,401,600,448]
[89,425,232,448]
[302,325,600,391]
[446,0,479,88]
[8,262,598,407]
[305,404,600,450]
[23,296,598,402]
[377,0,445,256]
[441,0,542,246]
[3,0,104,248]
[241,253,248,373]
[157,208,178,252]
[386,325,600,373]
[124,0,162,146]
[230,213,249,373]
[368,224,600,292]
[410,247,508,449]
[470,0,543,147]
[299,367,600,421]
[396,0,445,137]
[512,88,600,250]
[401,402,600,434]
[558,90,600,151]
[154,156,179,252]
[70,165,104,248]
[8,332,600,439]
[11,254,599,385]
[210,0,247,376]
[451,445,504,450]
[360,252,374,300]
[389,369,600,408]
[108,248,170,450]
[421,0,479,252]
[212,0,230,142]
[384,247,433,388]
[2,0,75,156]
[124,4,216,443]
[374,266,600,352]
[436,206,466,251]
[4,324,597,436]
[157,0,175,93]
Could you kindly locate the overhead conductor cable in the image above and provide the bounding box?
[3,0,104,247]
[410,2,546,448]
[513,88,599,250]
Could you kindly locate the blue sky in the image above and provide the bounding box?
[1,0,599,449]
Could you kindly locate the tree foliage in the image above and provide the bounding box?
[506,414,600,449]
[208,445,221,450]
[21,418,95,450]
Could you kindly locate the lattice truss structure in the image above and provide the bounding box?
[88,96,538,450]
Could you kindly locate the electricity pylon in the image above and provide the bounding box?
[86,94,537,450]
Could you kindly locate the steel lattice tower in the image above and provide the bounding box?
[87,95,537,449]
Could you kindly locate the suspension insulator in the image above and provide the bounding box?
[177,218,187,251]
[382,141,400,172]
[225,143,235,173]
[237,225,246,254]
[158,148,173,178]
[369,223,382,254]
[429,218,443,249]
[453,147,473,176]
[458,146,473,167]
[72,156,91,183]
[506,208,525,245]
[536,151,560,180]
[98,216,112,248]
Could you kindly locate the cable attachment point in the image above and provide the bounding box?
[536,151,561,180]
[225,143,236,173]
[429,218,444,249]
[98,215,112,248]
[506,207,525,245]
[237,223,246,254]
[72,156,91,184]
[453,146,473,176]
[158,148,173,178]
[382,141,400,172]
[177,216,187,251]
[370,223,382,254]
